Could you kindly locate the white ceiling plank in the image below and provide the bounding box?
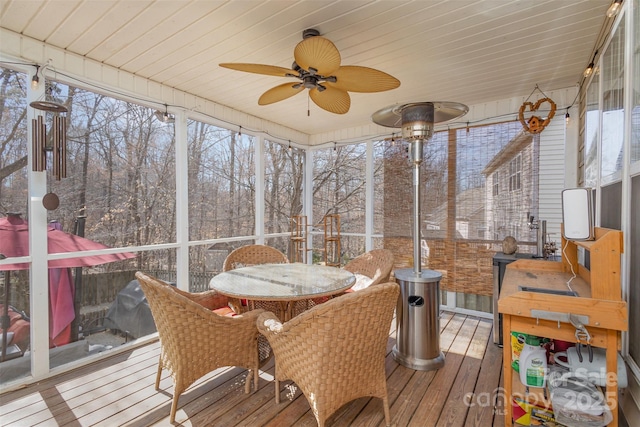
[67,0,154,56]
[0,0,45,33]
[106,1,226,67]
[0,0,611,139]
[45,0,116,49]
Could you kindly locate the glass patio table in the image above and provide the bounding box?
[209,263,355,321]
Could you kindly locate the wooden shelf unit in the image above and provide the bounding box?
[323,214,341,267]
[290,215,308,263]
[560,226,624,301]
[498,227,627,426]
[289,214,341,266]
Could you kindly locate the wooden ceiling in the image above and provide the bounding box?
[0,0,611,137]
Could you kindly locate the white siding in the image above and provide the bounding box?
[539,116,567,244]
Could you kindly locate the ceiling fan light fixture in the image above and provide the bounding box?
[302,75,317,89]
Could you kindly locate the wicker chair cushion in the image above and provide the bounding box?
[343,249,395,288]
[213,306,237,317]
[350,273,374,291]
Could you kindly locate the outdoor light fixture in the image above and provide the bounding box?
[584,50,598,78]
[31,66,40,90]
[565,109,570,124]
[584,62,595,78]
[607,0,623,18]
[154,104,175,124]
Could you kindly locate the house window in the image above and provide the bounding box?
[509,155,521,191]
[492,172,499,196]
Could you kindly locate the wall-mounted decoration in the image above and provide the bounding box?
[518,97,556,134]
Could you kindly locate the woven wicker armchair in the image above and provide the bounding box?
[257,281,399,427]
[135,272,264,423]
[343,249,395,290]
[223,244,289,313]
[223,244,289,272]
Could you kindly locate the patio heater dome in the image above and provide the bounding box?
[372,101,468,273]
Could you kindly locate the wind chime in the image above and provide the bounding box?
[30,100,69,210]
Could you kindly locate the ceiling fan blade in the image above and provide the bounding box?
[294,36,341,76]
[328,65,400,93]
[309,86,350,114]
[258,83,304,105]
[219,63,295,77]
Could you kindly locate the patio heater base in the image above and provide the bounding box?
[392,268,444,371]
[392,347,445,371]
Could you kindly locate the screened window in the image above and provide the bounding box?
[0,68,30,382]
[263,140,304,235]
[601,19,625,183]
[383,121,532,300]
[584,75,600,188]
[187,121,255,241]
[44,81,177,248]
[312,144,367,261]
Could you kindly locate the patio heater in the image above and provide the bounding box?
[372,101,468,370]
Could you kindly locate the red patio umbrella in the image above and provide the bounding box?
[0,214,134,270]
[0,214,136,360]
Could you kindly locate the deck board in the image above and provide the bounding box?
[0,312,500,427]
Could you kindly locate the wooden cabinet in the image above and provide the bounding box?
[498,227,627,426]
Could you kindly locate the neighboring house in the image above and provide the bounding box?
[423,186,486,240]
[482,131,537,243]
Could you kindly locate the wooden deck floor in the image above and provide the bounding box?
[0,312,505,427]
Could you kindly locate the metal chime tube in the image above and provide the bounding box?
[53,116,60,179]
[31,119,38,171]
[60,118,67,178]
[39,116,46,170]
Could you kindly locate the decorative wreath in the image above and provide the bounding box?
[518,97,556,134]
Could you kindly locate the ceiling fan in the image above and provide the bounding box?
[219,29,400,115]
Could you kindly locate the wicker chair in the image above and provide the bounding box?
[223,244,289,272]
[135,272,264,423]
[223,244,289,312]
[257,281,399,427]
[343,248,395,290]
